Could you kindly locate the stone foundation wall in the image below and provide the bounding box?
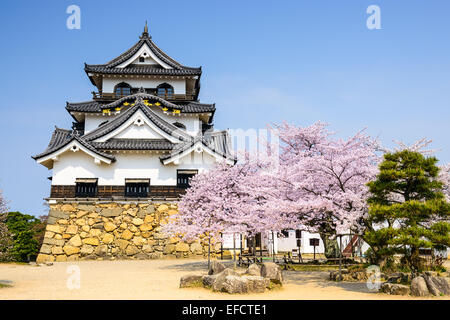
[36,202,221,263]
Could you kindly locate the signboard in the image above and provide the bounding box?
[309,238,320,246]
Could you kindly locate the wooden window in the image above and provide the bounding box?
[177,170,197,189]
[75,178,98,197]
[125,179,150,197]
[157,83,174,99]
[114,82,132,97]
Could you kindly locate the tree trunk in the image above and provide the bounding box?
[319,233,340,259]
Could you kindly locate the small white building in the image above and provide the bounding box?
[33,24,235,200]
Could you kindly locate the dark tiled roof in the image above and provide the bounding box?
[32,127,115,161]
[160,130,236,162]
[92,139,173,150]
[82,96,193,142]
[85,32,201,76]
[84,65,201,76]
[66,101,106,113]
[66,94,215,114]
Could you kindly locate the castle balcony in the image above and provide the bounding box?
[92,91,196,102]
[49,185,187,201]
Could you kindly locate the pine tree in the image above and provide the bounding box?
[364,150,450,272]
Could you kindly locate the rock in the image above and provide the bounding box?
[75,218,86,226]
[43,237,65,246]
[430,276,450,295]
[76,211,89,219]
[104,222,117,232]
[102,208,122,217]
[115,239,129,251]
[164,244,175,254]
[180,275,203,288]
[208,261,226,275]
[139,224,153,232]
[142,244,154,253]
[61,204,76,212]
[190,242,203,254]
[95,245,108,256]
[423,274,450,296]
[146,205,155,214]
[122,229,134,240]
[46,225,62,234]
[65,225,78,234]
[78,205,95,212]
[411,276,429,296]
[212,269,239,291]
[423,275,441,296]
[380,283,410,295]
[69,234,82,247]
[51,246,64,255]
[157,204,169,213]
[126,244,139,256]
[167,210,178,216]
[49,209,69,219]
[202,274,218,287]
[36,254,54,263]
[63,245,80,256]
[144,215,154,224]
[102,233,114,244]
[88,229,101,238]
[132,218,144,226]
[215,275,249,294]
[175,242,190,252]
[261,262,283,284]
[244,275,270,293]
[40,244,52,254]
[246,264,261,276]
[55,255,67,262]
[80,245,94,255]
[83,237,99,246]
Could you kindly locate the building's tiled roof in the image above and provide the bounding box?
[66,101,107,113]
[66,94,215,114]
[82,96,193,142]
[84,30,201,77]
[84,65,201,76]
[32,127,115,161]
[160,130,236,163]
[92,139,173,150]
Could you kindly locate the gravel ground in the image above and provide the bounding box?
[0,259,448,300]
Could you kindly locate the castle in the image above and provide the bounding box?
[33,24,235,262]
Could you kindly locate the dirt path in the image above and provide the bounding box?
[0,259,448,300]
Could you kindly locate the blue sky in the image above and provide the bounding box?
[0,0,449,217]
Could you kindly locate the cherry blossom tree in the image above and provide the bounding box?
[263,122,380,257]
[163,159,277,267]
[0,190,13,261]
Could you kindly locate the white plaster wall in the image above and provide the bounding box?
[276,230,325,254]
[84,115,110,134]
[102,78,186,94]
[51,149,218,186]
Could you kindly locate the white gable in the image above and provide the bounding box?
[94,109,180,143]
[162,140,234,166]
[117,43,172,69]
[37,140,113,169]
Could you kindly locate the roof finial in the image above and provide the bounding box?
[141,21,150,39]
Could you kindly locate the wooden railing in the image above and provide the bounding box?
[92,91,195,101]
[50,185,186,199]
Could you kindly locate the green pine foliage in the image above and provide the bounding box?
[4,212,47,262]
[364,150,450,272]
